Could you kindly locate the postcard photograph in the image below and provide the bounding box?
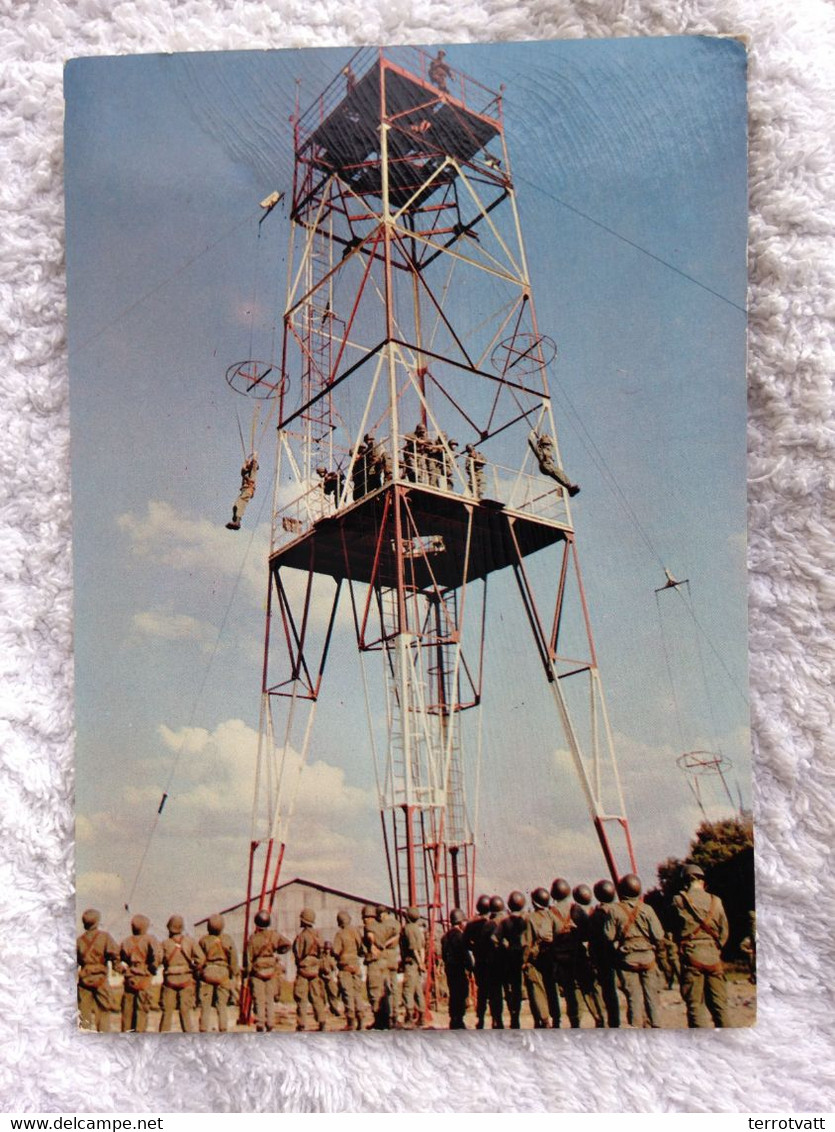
[66,37,753,1034]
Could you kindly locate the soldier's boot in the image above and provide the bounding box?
[476,1014,485,1030]
[509,1013,520,1029]
[318,1020,328,1031]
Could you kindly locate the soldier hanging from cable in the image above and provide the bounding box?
[226,451,259,530]
[529,431,580,497]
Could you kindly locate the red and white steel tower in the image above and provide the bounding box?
[240,45,637,996]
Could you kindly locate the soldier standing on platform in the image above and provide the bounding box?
[605,874,665,1028]
[333,910,365,1031]
[198,913,239,1033]
[293,908,329,1031]
[159,915,205,1033]
[464,443,486,499]
[77,908,119,1032]
[441,908,472,1028]
[402,423,428,483]
[428,49,453,93]
[673,863,731,1027]
[589,879,620,1027]
[244,908,291,1032]
[118,913,160,1033]
[400,906,426,1028]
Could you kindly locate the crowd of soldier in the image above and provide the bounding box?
[314,424,579,510]
[77,864,741,1033]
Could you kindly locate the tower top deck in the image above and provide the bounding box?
[294,46,503,205]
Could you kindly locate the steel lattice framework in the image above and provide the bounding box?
[241,45,637,1008]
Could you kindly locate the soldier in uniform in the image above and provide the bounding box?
[549,877,581,1028]
[441,908,472,1028]
[658,930,682,990]
[604,874,665,1028]
[740,910,756,985]
[570,885,606,1027]
[197,913,239,1033]
[428,49,453,93]
[523,888,558,1028]
[159,914,205,1033]
[332,910,366,1030]
[244,907,291,1032]
[226,452,258,530]
[320,941,342,1018]
[77,908,119,1032]
[400,906,426,1028]
[673,863,731,1028]
[292,908,329,1031]
[402,423,429,483]
[464,443,486,499]
[316,465,345,508]
[530,432,580,497]
[589,879,620,1027]
[362,903,398,1029]
[463,894,498,1029]
[496,890,527,1029]
[486,895,507,1027]
[118,913,160,1033]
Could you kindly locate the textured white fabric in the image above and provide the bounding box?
[1,0,834,1113]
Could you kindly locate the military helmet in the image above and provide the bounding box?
[375,904,387,918]
[415,423,427,435]
[167,914,184,934]
[572,884,593,907]
[361,904,376,920]
[208,914,224,935]
[300,907,316,927]
[315,464,327,476]
[476,894,491,915]
[593,880,616,904]
[449,908,466,925]
[617,874,642,899]
[406,906,420,922]
[130,914,149,935]
[550,877,571,902]
[254,908,271,928]
[683,863,705,880]
[81,908,100,929]
[507,890,526,913]
[337,911,351,928]
[531,886,550,909]
[489,895,505,915]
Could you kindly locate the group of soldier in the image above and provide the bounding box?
[78,863,740,1033]
[313,424,579,509]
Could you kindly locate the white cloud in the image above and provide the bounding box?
[117,500,267,603]
[132,609,217,650]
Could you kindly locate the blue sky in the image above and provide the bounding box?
[66,37,749,933]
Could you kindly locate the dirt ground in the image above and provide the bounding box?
[105,971,756,1032]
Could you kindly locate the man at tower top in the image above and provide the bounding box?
[429,50,453,94]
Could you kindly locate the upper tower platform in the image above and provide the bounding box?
[294,46,503,209]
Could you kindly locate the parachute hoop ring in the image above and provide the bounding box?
[677,750,733,776]
[491,332,556,377]
[226,360,287,399]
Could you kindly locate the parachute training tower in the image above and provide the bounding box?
[240,45,637,995]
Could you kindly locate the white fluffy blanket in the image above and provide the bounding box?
[1,0,833,1113]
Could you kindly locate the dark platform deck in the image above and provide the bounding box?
[302,60,500,205]
[271,484,569,591]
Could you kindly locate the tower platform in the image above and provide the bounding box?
[270,482,571,591]
[298,56,502,206]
